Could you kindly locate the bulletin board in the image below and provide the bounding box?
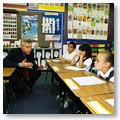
[22,10,64,48]
[42,12,61,34]
[67,3,110,40]
[41,12,62,42]
[3,13,17,40]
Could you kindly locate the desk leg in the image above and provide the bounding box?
[45,63,49,83]
[59,81,63,99]
[51,71,54,95]
[5,84,11,114]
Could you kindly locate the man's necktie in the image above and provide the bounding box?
[23,53,29,80]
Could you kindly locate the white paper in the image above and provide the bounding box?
[72,76,106,86]
[52,59,60,62]
[87,101,111,114]
[105,98,114,106]
[65,66,86,71]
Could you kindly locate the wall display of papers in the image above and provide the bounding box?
[3,13,17,40]
[45,34,61,41]
[28,3,38,10]
[67,3,110,40]
[21,15,38,41]
[42,13,61,34]
[38,3,65,12]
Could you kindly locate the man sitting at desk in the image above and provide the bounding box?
[3,39,43,93]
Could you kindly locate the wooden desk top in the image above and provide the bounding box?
[80,94,114,114]
[46,59,72,73]
[3,67,15,77]
[57,71,114,97]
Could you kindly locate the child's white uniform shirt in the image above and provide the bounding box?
[62,51,76,60]
[76,57,92,71]
[97,67,114,83]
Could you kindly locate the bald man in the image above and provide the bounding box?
[3,39,43,93]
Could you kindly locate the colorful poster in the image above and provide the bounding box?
[67,3,110,40]
[21,15,38,41]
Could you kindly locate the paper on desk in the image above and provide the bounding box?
[105,98,114,106]
[65,66,86,71]
[87,101,112,114]
[72,76,106,86]
[46,60,51,63]
[52,59,60,62]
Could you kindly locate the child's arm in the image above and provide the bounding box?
[71,54,79,65]
[60,57,71,63]
[78,54,86,68]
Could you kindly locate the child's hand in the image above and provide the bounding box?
[74,53,80,57]
[80,54,84,59]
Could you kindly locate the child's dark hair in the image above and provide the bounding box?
[68,42,76,49]
[79,44,92,58]
[100,50,114,67]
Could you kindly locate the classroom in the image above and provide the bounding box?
[3,3,114,114]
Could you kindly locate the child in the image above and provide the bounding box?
[61,42,76,63]
[95,50,114,82]
[71,44,92,71]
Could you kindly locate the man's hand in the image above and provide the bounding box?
[19,59,33,68]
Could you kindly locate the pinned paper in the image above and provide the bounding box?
[54,51,59,57]
[46,52,51,59]
[37,52,41,58]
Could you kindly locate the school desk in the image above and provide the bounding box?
[3,67,15,77]
[46,59,72,73]
[46,59,114,113]
[3,67,15,113]
[80,94,114,114]
[57,71,114,97]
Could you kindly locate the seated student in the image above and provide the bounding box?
[94,50,114,82]
[3,39,43,93]
[71,44,92,71]
[60,41,76,63]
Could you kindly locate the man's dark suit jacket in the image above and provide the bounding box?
[3,48,38,69]
[3,48,40,91]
